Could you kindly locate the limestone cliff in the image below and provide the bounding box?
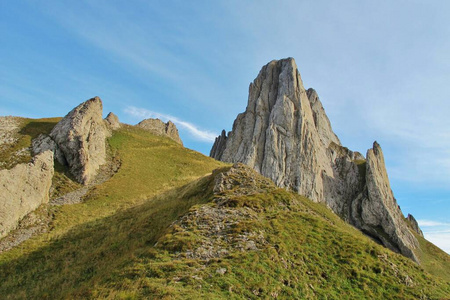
[211,58,420,262]
[0,151,54,238]
[137,118,183,145]
[212,58,332,202]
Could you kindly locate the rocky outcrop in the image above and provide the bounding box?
[407,214,424,237]
[137,118,183,145]
[210,130,227,159]
[33,97,109,185]
[211,58,420,262]
[350,142,420,262]
[0,151,54,238]
[158,163,272,260]
[105,112,121,130]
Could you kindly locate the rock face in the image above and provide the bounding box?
[105,112,121,130]
[212,58,338,202]
[0,151,54,238]
[350,142,420,262]
[137,118,183,145]
[210,130,227,160]
[211,58,420,262]
[33,97,109,185]
[407,214,424,237]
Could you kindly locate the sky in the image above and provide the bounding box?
[1,1,449,253]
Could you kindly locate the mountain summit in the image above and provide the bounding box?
[211,58,420,262]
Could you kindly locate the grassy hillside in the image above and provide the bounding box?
[0,122,449,299]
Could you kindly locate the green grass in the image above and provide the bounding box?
[416,233,450,280]
[0,117,61,169]
[0,123,448,299]
[92,187,449,299]
[0,125,226,298]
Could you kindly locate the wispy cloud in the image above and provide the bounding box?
[422,232,450,255]
[417,219,450,254]
[418,220,450,227]
[125,106,217,142]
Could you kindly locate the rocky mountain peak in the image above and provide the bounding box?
[211,58,421,262]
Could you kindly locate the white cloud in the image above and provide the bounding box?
[124,106,217,142]
[417,219,450,254]
[418,220,450,227]
[423,232,450,254]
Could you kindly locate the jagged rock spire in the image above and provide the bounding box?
[211,58,334,201]
[211,58,420,262]
[407,214,424,237]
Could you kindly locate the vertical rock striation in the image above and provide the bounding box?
[211,58,420,262]
[210,130,228,159]
[0,151,54,238]
[213,58,333,202]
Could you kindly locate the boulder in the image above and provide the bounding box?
[0,151,54,238]
[137,118,183,145]
[49,97,108,184]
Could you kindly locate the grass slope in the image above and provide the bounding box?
[0,123,448,299]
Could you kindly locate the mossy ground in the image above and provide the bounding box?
[0,122,449,299]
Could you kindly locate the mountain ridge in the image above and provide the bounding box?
[0,59,448,298]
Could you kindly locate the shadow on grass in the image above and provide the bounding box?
[19,119,60,141]
[0,173,217,299]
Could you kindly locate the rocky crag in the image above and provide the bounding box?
[105,112,121,130]
[0,98,124,249]
[33,97,110,185]
[0,151,54,238]
[211,58,421,262]
[137,118,183,145]
[407,214,424,237]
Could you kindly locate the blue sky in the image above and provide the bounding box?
[1,1,449,253]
